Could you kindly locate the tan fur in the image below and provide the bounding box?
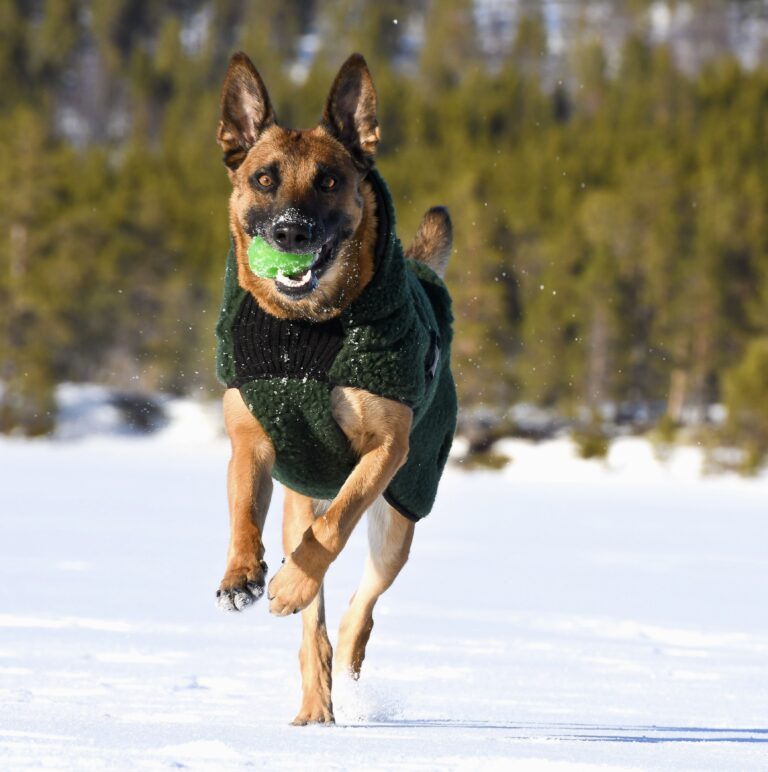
[282,489,334,725]
[218,389,274,598]
[335,497,414,678]
[216,52,446,725]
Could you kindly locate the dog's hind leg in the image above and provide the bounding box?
[283,489,334,725]
[334,497,415,679]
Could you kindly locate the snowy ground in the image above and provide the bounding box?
[1,397,767,770]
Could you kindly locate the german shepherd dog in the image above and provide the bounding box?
[215,52,452,724]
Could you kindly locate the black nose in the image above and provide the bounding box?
[272,221,313,252]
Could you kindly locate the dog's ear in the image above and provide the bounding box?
[322,53,379,169]
[217,52,276,170]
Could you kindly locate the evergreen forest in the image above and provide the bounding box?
[1,0,767,466]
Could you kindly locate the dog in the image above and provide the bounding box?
[213,51,456,725]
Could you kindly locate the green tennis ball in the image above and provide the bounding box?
[247,236,314,279]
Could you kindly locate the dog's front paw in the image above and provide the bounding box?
[267,557,323,616]
[216,559,268,612]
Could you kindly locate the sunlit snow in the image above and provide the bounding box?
[1,392,766,769]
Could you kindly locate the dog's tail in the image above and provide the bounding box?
[405,206,452,279]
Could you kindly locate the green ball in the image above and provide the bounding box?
[247,236,314,279]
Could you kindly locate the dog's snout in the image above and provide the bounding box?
[273,221,314,252]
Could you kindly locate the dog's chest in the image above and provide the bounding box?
[230,295,344,386]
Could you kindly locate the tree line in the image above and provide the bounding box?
[1,0,767,466]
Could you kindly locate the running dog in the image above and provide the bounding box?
[214,51,456,725]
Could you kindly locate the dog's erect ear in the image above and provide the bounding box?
[217,52,276,170]
[322,53,379,169]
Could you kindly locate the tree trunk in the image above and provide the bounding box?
[666,368,687,422]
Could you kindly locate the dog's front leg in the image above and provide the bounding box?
[268,388,412,616]
[216,388,275,612]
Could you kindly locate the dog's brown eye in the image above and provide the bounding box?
[257,173,273,188]
[320,175,337,191]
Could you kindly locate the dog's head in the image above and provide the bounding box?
[218,52,380,320]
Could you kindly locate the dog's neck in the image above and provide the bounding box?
[233,178,379,323]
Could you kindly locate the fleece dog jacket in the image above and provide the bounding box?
[215,170,457,521]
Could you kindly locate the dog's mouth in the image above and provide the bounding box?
[273,237,339,299]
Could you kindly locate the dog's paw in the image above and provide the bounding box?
[216,560,268,613]
[215,582,263,612]
[267,557,323,617]
[291,706,335,726]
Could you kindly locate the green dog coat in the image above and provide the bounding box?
[215,170,457,521]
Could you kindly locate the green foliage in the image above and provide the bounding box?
[572,419,611,460]
[1,1,767,444]
[723,338,768,472]
[654,414,679,445]
[459,450,511,471]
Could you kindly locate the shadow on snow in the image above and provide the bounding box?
[342,719,768,744]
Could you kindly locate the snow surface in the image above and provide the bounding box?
[1,397,767,770]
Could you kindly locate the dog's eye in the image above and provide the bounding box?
[319,175,337,192]
[256,173,274,189]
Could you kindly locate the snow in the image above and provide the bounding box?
[1,395,767,770]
